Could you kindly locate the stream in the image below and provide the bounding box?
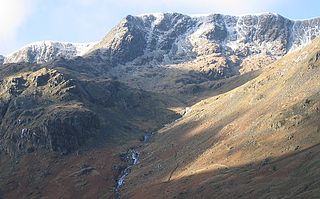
[115,149,140,192]
[114,107,191,198]
[114,139,146,198]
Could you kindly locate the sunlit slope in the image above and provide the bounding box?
[124,37,320,198]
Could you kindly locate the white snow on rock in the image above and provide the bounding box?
[4,41,97,64]
[3,13,320,65]
[137,13,320,58]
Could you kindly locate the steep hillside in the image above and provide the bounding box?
[123,37,320,198]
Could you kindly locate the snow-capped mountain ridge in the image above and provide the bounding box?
[86,12,320,83]
[4,41,97,64]
[4,13,320,70]
[135,12,320,56]
[87,13,320,65]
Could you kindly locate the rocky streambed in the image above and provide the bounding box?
[114,131,155,198]
[116,150,140,188]
[114,149,140,198]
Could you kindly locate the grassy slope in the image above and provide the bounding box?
[123,38,320,198]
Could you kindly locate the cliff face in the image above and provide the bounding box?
[0,68,98,155]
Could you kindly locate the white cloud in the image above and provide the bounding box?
[0,0,36,55]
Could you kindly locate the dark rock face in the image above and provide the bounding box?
[250,14,291,43]
[0,68,98,155]
[39,108,99,153]
[292,18,320,48]
[108,15,147,65]
[204,14,228,42]
[3,108,99,155]
[87,15,148,65]
[149,13,195,51]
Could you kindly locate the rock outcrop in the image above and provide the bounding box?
[0,68,99,155]
[0,66,179,156]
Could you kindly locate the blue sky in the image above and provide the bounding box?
[1,0,320,55]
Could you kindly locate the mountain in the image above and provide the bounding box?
[90,12,320,64]
[84,13,320,95]
[96,13,320,72]
[5,14,320,75]
[1,12,320,199]
[4,41,96,64]
[4,13,320,96]
[123,37,320,199]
